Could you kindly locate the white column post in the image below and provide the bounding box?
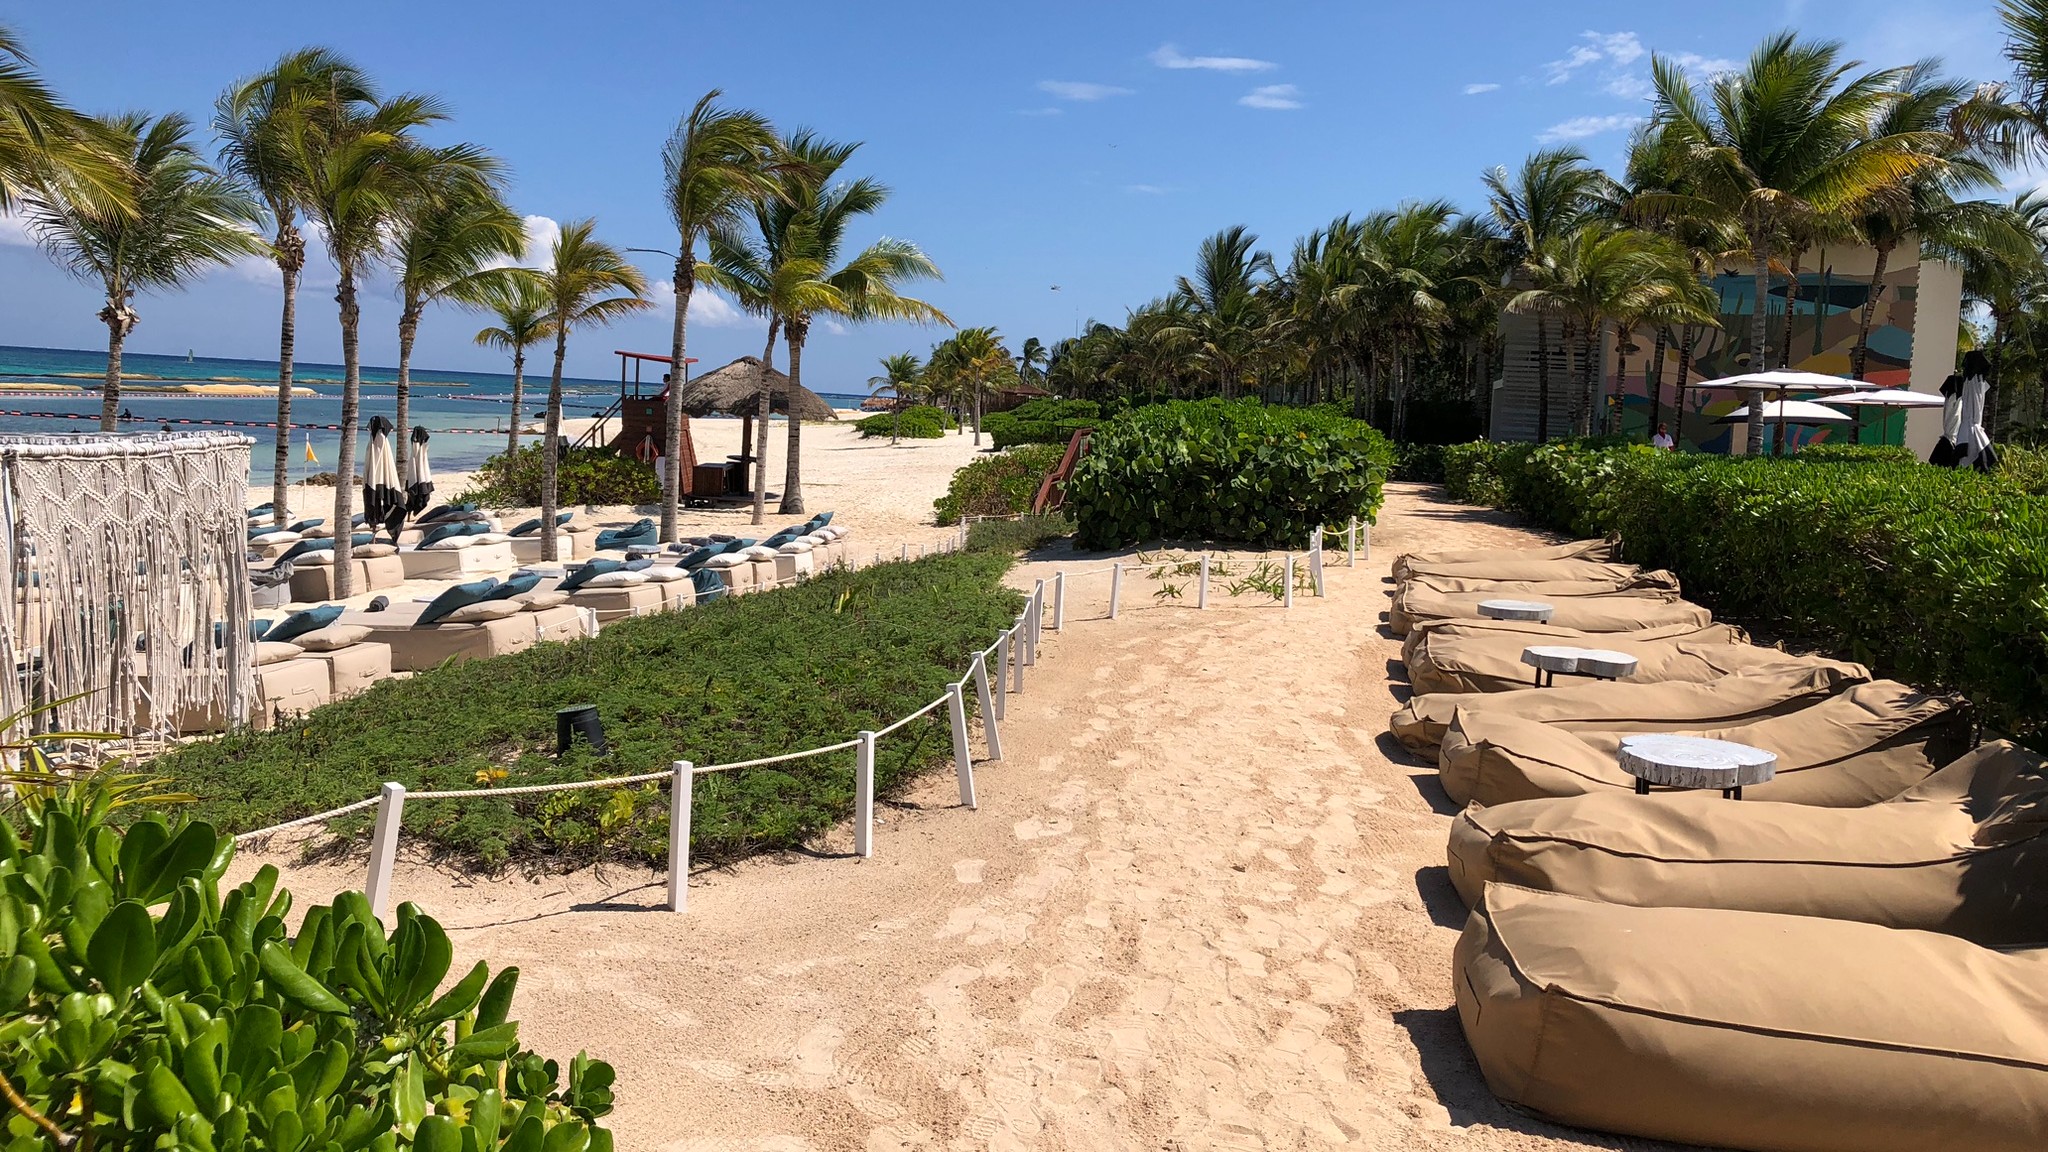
[853,735,875,858]
[1108,564,1123,619]
[1284,555,1295,609]
[971,651,1002,761]
[1348,516,1359,565]
[993,633,1009,719]
[365,782,406,919]
[666,761,693,911]
[948,682,978,809]
[1052,571,1066,631]
[1197,555,1210,609]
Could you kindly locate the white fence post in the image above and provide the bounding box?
[1025,581,1043,665]
[1311,534,1326,597]
[1197,555,1210,609]
[971,651,1002,761]
[1108,564,1123,619]
[900,543,908,562]
[1361,519,1370,560]
[853,735,875,858]
[666,761,693,911]
[365,782,406,919]
[947,682,978,809]
[1010,625,1025,693]
[1284,555,1295,609]
[1347,516,1359,565]
[993,633,1009,719]
[1053,571,1066,631]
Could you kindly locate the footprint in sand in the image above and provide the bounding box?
[1013,816,1071,840]
[792,1022,844,1084]
[953,859,985,884]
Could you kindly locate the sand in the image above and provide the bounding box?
[234,483,1683,1151]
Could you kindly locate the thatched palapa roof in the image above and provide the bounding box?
[673,356,838,422]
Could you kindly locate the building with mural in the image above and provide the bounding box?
[1490,241,1963,454]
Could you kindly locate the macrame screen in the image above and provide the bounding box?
[1,432,255,736]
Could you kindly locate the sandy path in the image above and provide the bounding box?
[238,484,1674,1151]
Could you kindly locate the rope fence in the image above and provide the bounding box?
[234,512,1369,917]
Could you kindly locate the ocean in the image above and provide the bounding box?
[0,344,870,486]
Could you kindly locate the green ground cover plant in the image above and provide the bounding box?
[157,553,1024,868]
[1065,399,1392,549]
[932,443,1066,525]
[0,773,616,1149]
[854,405,954,439]
[1439,439,2048,743]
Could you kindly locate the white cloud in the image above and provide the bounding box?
[1605,74,1653,100]
[1038,80,1134,102]
[479,214,561,271]
[1150,43,1276,73]
[1546,30,1644,84]
[1463,82,1501,95]
[1239,83,1304,111]
[821,318,850,336]
[1537,113,1644,143]
[1123,183,1168,195]
[0,212,34,248]
[648,280,759,329]
[1665,51,1741,79]
[1017,106,1064,117]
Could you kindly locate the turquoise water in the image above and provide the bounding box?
[0,345,867,484]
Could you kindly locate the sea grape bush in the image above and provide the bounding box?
[1065,399,1393,549]
[1440,438,2048,744]
[0,778,615,1150]
[981,398,1101,449]
[458,445,657,507]
[854,405,953,439]
[932,443,1065,525]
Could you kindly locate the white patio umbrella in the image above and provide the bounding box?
[1713,400,1855,445]
[1820,389,1945,408]
[1688,369,1860,454]
[362,416,404,540]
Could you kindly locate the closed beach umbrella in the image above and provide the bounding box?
[362,416,404,539]
[406,425,435,514]
[1956,350,1996,470]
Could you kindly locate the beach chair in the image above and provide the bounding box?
[1391,538,1616,583]
[1401,617,1865,697]
[1437,679,1972,808]
[507,511,579,562]
[1389,579,1707,637]
[285,543,405,602]
[399,522,516,579]
[335,577,584,670]
[592,518,657,553]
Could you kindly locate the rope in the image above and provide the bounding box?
[232,795,382,843]
[407,767,676,800]
[875,693,950,738]
[696,738,860,773]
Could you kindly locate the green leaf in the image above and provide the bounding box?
[87,899,157,996]
[414,1115,463,1152]
[258,940,349,1015]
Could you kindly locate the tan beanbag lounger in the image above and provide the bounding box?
[1447,742,2048,944]
[1438,680,1969,808]
[1396,558,1670,587]
[1390,538,1613,583]
[1390,662,1866,754]
[1389,586,1709,637]
[1396,568,1680,596]
[1456,883,2048,1151]
[1402,618,1861,696]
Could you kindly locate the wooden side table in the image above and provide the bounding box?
[1520,645,1640,688]
[1619,734,1777,799]
[1479,598,1555,622]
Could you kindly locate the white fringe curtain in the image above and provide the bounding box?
[1,432,255,736]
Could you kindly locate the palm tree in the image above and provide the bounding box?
[756,133,947,513]
[470,272,553,455]
[216,48,375,525]
[297,90,452,595]
[533,220,650,559]
[1171,225,1275,399]
[702,233,833,523]
[657,90,780,540]
[0,24,125,216]
[1651,34,1942,453]
[1484,148,1610,440]
[21,113,261,430]
[937,327,1014,445]
[1017,336,1049,381]
[868,351,922,444]
[387,145,519,477]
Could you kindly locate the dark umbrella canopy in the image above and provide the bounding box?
[363,416,404,538]
[672,356,839,422]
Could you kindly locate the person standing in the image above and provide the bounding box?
[1651,423,1675,451]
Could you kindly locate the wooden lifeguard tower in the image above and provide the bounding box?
[579,350,700,455]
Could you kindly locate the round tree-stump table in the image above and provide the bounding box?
[1619,734,1777,799]
[1520,645,1640,688]
[1479,598,1555,622]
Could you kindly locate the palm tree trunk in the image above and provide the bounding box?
[1850,242,1892,382]
[101,300,127,433]
[1612,323,1631,437]
[505,346,526,456]
[332,271,362,598]
[780,320,808,515]
[272,235,303,527]
[1580,320,1599,437]
[1647,326,1668,441]
[1747,238,1771,455]
[972,378,983,446]
[662,254,694,541]
[1772,251,1802,455]
[1535,315,1552,442]
[542,325,568,563]
[394,304,419,479]
[750,317,781,526]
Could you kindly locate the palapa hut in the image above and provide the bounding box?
[1,432,256,737]
[670,357,837,498]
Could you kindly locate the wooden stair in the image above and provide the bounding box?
[1031,427,1092,515]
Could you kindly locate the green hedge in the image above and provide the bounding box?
[457,444,658,506]
[1391,442,1449,483]
[1065,399,1393,549]
[855,404,954,439]
[982,398,1100,449]
[1440,439,2048,744]
[933,443,1066,525]
[1793,442,1917,464]
[158,553,1024,867]
[1,777,616,1150]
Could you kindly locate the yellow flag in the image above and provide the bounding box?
[304,434,317,464]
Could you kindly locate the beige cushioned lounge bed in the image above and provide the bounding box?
[1389,584,1709,637]
[1401,617,1862,696]
[1455,883,2048,1151]
[335,601,586,670]
[1390,538,1614,583]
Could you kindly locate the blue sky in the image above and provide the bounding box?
[0,0,2018,388]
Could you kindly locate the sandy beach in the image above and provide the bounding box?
[236,483,1674,1151]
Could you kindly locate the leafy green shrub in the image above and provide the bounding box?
[1448,443,2048,745]
[855,404,954,439]
[159,552,1023,867]
[982,398,1100,449]
[1391,442,1448,483]
[1796,442,1917,464]
[932,443,1066,525]
[0,775,616,1150]
[457,445,658,506]
[965,514,1072,554]
[1996,443,2048,495]
[1065,399,1393,549]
